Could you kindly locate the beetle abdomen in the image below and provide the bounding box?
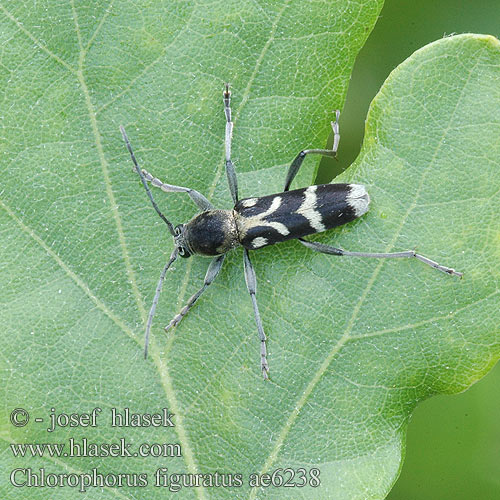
[234,184,369,249]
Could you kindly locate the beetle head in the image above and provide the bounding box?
[174,224,193,258]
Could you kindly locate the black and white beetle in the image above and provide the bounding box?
[120,84,462,380]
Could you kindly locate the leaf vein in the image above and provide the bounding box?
[0,3,76,74]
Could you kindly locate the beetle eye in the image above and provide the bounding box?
[174,225,182,236]
[177,246,191,258]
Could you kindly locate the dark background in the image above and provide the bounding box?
[316,1,500,498]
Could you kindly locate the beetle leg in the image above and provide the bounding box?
[140,169,213,211]
[164,255,226,332]
[224,83,239,203]
[243,249,270,380]
[144,247,179,359]
[284,110,340,191]
[299,238,463,277]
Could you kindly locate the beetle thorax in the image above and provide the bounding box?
[184,210,239,256]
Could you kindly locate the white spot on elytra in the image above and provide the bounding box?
[267,221,289,235]
[266,196,282,215]
[295,185,325,232]
[347,184,370,216]
[252,237,268,248]
[236,196,290,237]
[241,198,257,208]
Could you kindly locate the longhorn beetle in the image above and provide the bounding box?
[120,84,462,380]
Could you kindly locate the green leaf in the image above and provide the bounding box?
[0,0,498,498]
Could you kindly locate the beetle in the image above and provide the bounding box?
[120,84,462,380]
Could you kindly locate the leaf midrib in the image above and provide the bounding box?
[72,3,211,498]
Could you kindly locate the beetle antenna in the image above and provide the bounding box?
[120,125,175,236]
[144,247,179,359]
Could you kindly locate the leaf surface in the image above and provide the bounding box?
[0,0,499,497]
